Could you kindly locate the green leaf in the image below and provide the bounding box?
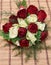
[2,32,10,41]
[11,37,20,43]
[22,0,27,7]
[0,30,3,36]
[0,31,10,40]
[25,19,29,24]
[16,0,27,8]
[45,24,48,31]
[35,30,41,41]
[17,2,22,8]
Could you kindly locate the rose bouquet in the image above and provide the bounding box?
[0,0,48,61]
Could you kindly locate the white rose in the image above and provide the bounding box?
[17,18,27,28]
[35,22,45,31]
[27,14,37,23]
[12,24,19,27]
[15,41,20,46]
[26,31,37,44]
[9,24,19,38]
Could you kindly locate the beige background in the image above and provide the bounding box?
[0,0,51,65]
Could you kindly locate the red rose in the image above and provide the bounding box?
[17,9,27,19]
[9,14,18,24]
[37,10,47,22]
[40,31,48,41]
[27,5,38,14]
[3,22,12,33]
[28,23,38,33]
[19,39,29,47]
[18,27,27,38]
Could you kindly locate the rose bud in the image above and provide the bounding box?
[3,22,12,33]
[17,9,27,19]
[9,14,18,24]
[27,5,38,14]
[28,23,38,33]
[19,39,29,47]
[18,27,27,38]
[40,31,48,41]
[19,5,25,10]
[37,10,47,22]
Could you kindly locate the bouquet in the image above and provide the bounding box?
[0,0,48,61]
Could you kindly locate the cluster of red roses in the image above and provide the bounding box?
[3,5,48,47]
